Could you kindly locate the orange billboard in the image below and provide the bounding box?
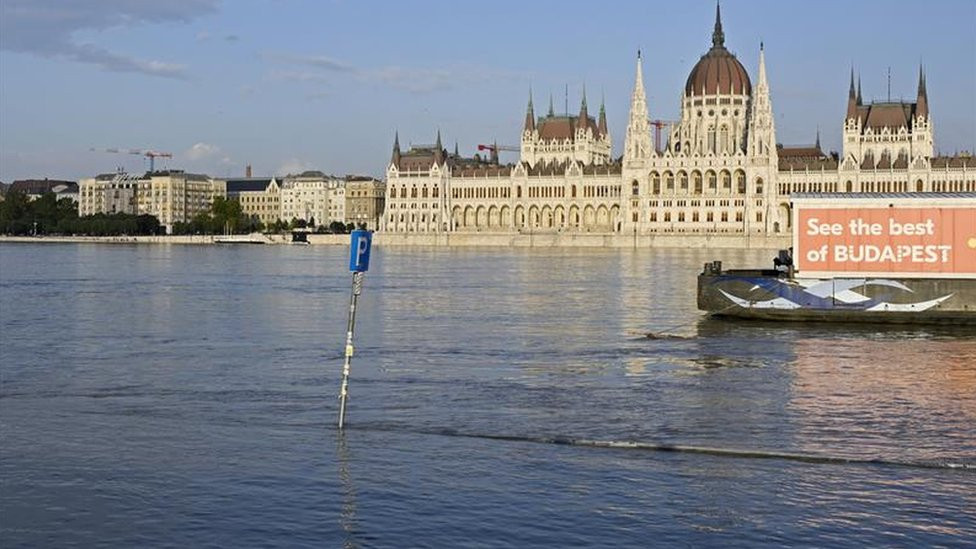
[795,206,976,277]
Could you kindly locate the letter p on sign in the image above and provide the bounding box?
[349,230,372,272]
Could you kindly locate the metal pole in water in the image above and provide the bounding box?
[338,229,372,429]
[337,272,363,429]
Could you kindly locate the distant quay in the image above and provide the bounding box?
[374,232,789,249]
[0,233,790,249]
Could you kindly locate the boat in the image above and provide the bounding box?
[698,193,976,324]
[213,233,270,244]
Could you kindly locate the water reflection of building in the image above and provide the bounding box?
[383,4,975,239]
[787,336,976,457]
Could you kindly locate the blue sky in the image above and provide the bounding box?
[1,0,974,182]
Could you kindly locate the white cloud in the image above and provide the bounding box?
[277,158,313,176]
[0,0,217,79]
[263,48,526,95]
[185,142,221,161]
[269,70,331,83]
[263,52,354,73]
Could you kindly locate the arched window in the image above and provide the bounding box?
[631,180,639,196]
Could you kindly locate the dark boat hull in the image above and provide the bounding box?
[697,266,976,325]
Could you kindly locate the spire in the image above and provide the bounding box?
[434,130,443,164]
[815,126,821,151]
[391,131,401,166]
[633,51,646,102]
[856,75,862,105]
[712,1,725,48]
[624,50,651,160]
[747,42,776,158]
[577,84,589,128]
[598,95,608,136]
[757,41,768,87]
[547,93,555,117]
[916,64,929,118]
[524,87,536,132]
[454,141,459,157]
[847,67,858,120]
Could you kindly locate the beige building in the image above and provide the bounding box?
[344,176,385,230]
[382,4,974,239]
[79,170,219,232]
[280,171,345,227]
[220,177,282,226]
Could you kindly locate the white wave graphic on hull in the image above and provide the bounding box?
[797,279,913,303]
[718,290,802,310]
[718,284,955,312]
[865,294,955,312]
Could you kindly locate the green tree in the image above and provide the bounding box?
[0,190,30,234]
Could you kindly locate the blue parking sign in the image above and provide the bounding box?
[349,230,372,272]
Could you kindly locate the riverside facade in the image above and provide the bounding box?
[382,5,974,241]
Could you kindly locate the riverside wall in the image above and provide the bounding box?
[0,233,792,249]
[372,232,791,249]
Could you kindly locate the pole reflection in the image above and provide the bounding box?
[336,431,359,549]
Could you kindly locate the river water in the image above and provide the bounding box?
[1,242,974,547]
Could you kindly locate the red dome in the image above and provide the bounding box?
[684,2,751,97]
[684,47,751,97]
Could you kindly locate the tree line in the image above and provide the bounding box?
[0,191,360,236]
[0,190,162,236]
[171,197,358,235]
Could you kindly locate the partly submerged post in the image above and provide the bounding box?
[338,229,372,429]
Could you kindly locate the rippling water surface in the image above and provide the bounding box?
[1,243,974,547]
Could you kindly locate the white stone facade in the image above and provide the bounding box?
[382,6,974,238]
[279,172,345,227]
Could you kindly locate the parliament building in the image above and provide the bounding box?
[382,5,974,239]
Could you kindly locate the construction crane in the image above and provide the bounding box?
[648,120,676,153]
[92,148,173,172]
[477,143,519,164]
